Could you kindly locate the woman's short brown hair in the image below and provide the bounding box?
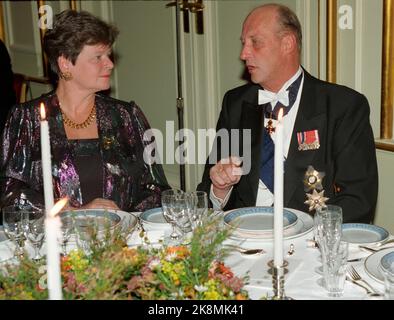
[43,9,119,77]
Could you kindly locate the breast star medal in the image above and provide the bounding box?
[303,165,325,192]
[303,165,329,212]
[304,189,329,212]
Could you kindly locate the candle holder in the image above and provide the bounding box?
[267,260,293,300]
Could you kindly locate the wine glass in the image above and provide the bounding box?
[23,205,45,261]
[2,205,27,258]
[186,191,208,230]
[161,189,185,244]
[59,216,74,256]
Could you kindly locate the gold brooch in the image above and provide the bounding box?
[103,136,115,150]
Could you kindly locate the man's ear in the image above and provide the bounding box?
[282,33,297,54]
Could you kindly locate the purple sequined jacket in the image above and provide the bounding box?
[0,91,170,212]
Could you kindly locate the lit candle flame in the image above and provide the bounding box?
[40,103,46,120]
[278,108,284,121]
[49,198,68,217]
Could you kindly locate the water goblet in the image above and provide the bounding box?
[24,208,45,261]
[2,205,27,258]
[59,216,74,256]
[161,189,185,244]
[186,191,208,230]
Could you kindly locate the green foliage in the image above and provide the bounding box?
[0,210,249,300]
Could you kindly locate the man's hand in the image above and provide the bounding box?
[210,156,243,200]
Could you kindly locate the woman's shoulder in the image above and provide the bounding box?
[96,93,138,111]
[96,93,148,122]
[9,91,56,117]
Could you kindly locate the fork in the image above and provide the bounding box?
[346,265,381,295]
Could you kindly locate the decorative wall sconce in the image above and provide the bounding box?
[166,0,204,34]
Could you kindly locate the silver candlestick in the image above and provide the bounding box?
[268,260,293,300]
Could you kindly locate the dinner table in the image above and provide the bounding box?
[135,206,393,300]
[0,206,392,300]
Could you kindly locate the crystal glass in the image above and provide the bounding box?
[315,205,343,254]
[381,263,394,300]
[59,216,74,256]
[2,205,27,258]
[23,206,45,261]
[322,241,348,297]
[161,189,187,244]
[186,191,208,230]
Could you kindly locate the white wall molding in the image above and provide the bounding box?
[180,1,221,190]
[297,0,312,71]
[354,0,364,92]
[31,1,43,76]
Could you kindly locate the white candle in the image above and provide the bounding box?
[40,103,54,211]
[45,198,67,300]
[40,104,63,300]
[274,108,284,267]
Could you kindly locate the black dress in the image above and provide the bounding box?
[71,139,103,205]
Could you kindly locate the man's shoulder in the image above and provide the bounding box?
[225,82,258,95]
[223,82,260,105]
[305,72,367,102]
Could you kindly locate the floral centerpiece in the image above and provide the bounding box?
[0,210,249,300]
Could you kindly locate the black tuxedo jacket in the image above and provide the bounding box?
[197,71,378,223]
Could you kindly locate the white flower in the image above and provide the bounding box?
[194,284,208,292]
[165,252,177,261]
[148,258,161,269]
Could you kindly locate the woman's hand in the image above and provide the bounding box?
[82,198,120,210]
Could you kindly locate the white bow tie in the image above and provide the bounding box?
[258,89,289,107]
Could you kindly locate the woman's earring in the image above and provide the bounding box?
[60,71,73,81]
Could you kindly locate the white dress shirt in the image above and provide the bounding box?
[210,67,305,210]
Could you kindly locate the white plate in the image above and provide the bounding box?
[140,207,167,225]
[227,207,313,240]
[224,207,298,235]
[380,252,394,274]
[342,223,389,245]
[364,248,394,283]
[63,209,137,243]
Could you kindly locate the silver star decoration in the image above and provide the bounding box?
[304,189,329,212]
[303,165,325,192]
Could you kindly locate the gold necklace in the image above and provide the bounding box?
[60,104,96,130]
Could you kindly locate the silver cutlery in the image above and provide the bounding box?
[359,244,394,253]
[346,265,382,297]
[226,245,266,255]
[347,257,363,262]
[376,238,394,247]
[359,245,377,253]
[346,276,372,293]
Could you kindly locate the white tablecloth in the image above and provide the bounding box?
[0,217,391,300]
[126,211,392,300]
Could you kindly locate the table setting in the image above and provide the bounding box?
[0,192,393,300]
[0,104,392,300]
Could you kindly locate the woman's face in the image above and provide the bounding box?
[67,44,114,92]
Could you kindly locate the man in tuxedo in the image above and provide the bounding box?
[0,39,16,132]
[197,4,378,223]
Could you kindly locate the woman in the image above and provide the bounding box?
[0,10,169,212]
